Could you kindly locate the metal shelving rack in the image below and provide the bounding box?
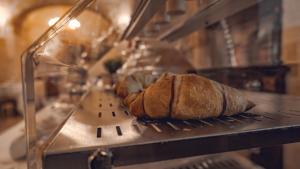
[20,0,296,169]
[122,0,268,41]
[43,89,300,169]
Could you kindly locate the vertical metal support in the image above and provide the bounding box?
[21,51,40,169]
[251,145,283,169]
[20,1,95,169]
[121,0,166,40]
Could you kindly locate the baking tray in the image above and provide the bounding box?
[43,88,300,169]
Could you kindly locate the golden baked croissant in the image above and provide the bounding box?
[126,73,254,120]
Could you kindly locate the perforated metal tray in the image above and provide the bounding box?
[43,88,300,169]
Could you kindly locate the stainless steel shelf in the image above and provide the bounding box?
[121,0,280,41]
[43,89,300,169]
[159,0,265,41]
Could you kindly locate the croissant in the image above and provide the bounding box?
[126,73,254,120]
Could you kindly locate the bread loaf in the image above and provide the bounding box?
[126,73,254,120]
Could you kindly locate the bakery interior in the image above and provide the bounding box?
[1,0,300,169]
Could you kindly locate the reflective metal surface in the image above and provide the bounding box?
[19,0,144,168]
[44,88,300,169]
[159,0,259,41]
[121,0,165,40]
[21,1,95,169]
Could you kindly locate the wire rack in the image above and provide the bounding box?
[43,89,300,169]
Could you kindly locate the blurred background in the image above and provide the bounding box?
[0,0,300,169]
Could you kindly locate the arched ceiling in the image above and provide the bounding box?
[0,0,141,82]
[1,0,141,33]
[19,5,111,43]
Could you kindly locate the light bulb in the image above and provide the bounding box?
[68,19,81,30]
[117,14,131,28]
[48,17,59,26]
[0,6,9,27]
[48,17,80,30]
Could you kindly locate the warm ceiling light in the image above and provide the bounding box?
[117,14,131,28]
[48,17,59,26]
[48,17,80,30]
[68,19,80,30]
[0,6,9,27]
